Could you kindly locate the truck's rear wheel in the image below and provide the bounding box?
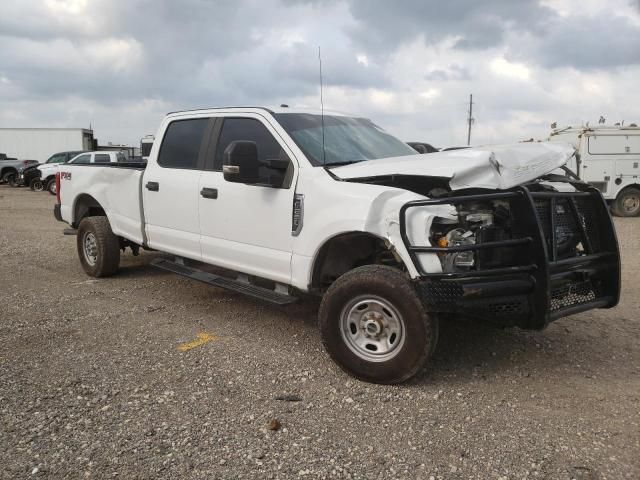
[613,187,640,217]
[77,216,120,277]
[318,265,437,384]
[46,178,57,195]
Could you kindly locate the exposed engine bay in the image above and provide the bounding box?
[429,200,513,273]
[427,189,586,274]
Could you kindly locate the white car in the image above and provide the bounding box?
[38,150,127,195]
[52,106,620,383]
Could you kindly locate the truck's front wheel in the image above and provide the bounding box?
[77,216,120,277]
[319,265,437,384]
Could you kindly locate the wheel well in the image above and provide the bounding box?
[311,232,405,291]
[616,184,640,198]
[1,167,17,177]
[73,194,106,227]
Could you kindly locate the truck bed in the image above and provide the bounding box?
[59,163,147,245]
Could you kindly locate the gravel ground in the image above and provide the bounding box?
[1,185,639,479]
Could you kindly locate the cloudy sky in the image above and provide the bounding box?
[1,0,639,148]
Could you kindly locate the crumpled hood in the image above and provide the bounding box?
[330,142,575,190]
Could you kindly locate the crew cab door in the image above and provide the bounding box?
[143,117,211,260]
[198,115,297,284]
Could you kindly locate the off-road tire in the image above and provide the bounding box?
[46,178,57,195]
[613,187,640,217]
[77,216,120,277]
[29,178,44,191]
[318,265,438,384]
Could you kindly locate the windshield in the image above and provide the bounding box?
[275,113,416,166]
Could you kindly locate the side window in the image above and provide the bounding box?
[158,118,209,169]
[214,118,285,171]
[116,153,127,163]
[94,154,111,164]
[70,154,91,164]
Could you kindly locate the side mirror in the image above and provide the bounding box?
[223,141,261,184]
[223,140,290,188]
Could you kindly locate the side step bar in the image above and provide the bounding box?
[151,258,297,306]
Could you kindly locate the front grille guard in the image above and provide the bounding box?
[399,185,620,329]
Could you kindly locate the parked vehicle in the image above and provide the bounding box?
[35,151,87,194]
[17,164,44,191]
[549,125,640,216]
[1,158,39,186]
[38,150,125,195]
[53,107,620,384]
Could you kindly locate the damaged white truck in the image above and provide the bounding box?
[53,107,621,383]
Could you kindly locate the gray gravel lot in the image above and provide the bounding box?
[1,186,639,479]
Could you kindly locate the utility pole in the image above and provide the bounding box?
[466,94,474,146]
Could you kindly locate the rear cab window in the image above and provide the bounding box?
[158,118,209,169]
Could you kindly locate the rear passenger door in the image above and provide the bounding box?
[198,115,297,284]
[143,117,212,260]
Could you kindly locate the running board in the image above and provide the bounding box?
[150,258,297,306]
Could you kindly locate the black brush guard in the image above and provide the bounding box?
[399,186,620,329]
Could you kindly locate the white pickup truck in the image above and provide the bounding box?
[53,107,621,383]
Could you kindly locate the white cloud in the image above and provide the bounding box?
[356,54,369,66]
[490,57,531,81]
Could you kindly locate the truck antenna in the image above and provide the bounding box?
[466,93,474,146]
[318,46,326,165]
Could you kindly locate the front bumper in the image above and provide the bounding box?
[400,186,620,330]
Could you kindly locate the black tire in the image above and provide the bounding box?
[46,178,57,195]
[29,178,44,192]
[2,171,16,185]
[318,265,438,384]
[7,174,19,187]
[76,216,120,277]
[613,187,640,217]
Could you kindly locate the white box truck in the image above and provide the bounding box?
[0,128,95,163]
[549,125,640,216]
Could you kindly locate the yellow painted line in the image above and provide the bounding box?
[177,332,217,352]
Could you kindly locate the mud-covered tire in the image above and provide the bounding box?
[318,265,438,384]
[76,216,120,277]
[46,178,57,195]
[613,187,640,217]
[29,178,44,191]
